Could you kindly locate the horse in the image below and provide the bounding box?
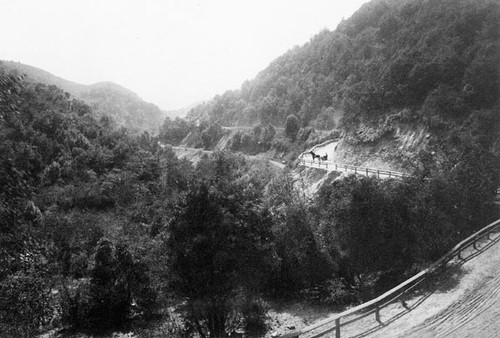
[320,154,328,161]
[309,151,321,161]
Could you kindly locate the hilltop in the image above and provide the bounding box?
[0,60,165,134]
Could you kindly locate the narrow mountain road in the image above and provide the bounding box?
[162,144,286,170]
[400,245,500,338]
[299,230,500,338]
[300,140,409,179]
[162,143,500,338]
[299,158,408,179]
[369,231,500,338]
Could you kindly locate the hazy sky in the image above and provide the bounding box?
[0,0,369,110]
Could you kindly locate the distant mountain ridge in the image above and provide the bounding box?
[164,100,205,119]
[0,60,164,134]
[1,60,88,95]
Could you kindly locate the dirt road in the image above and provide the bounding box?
[301,231,500,338]
[166,145,286,170]
[399,237,500,338]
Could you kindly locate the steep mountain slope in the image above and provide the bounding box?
[186,0,500,170]
[79,81,164,134]
[0,60,164,134]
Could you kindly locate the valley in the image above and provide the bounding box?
[1,0,499,337]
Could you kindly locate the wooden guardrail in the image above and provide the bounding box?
[286,218,500,338]
[299,157,410,179]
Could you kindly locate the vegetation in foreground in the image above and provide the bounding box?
[1,0,500,336]
[1,67,499,337]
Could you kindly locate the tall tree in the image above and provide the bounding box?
[167,153,274,338]
[285,114,300,141]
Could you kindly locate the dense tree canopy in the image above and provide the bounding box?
[187,0,499,142]
[1,0,500,336]
[167,154,275,337]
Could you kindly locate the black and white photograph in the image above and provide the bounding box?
[0,0,499,337]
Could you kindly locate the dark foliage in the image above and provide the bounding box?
[167,152,275,337]
[313,138,500,296]
[186,0,499,140]
[285,114,300,141]
[1,0,500,335]
[61,239,156,333]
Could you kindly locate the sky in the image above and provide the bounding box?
[0,0,369,110]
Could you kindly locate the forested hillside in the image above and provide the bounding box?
[186,0,499,160]
[0,61,164,133]
[0,70,296,337]
[2,63,499,338]
[80,82,164,134]
[2,0,500,337]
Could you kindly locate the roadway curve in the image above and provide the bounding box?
[371,231,500,338]
[301,230,500,338]
[163,142,500,337]
[163,144,286,170]
[300,140,409,179]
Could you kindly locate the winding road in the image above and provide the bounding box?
[299,140,409,179]
[162,144,286,170]
[162,141,500,338]
[369,230,500,338]
[295,226,500,338]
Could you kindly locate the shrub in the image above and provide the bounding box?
[0,272,53,337]
[271,136,292,153]
[61,239,157,333]
[60,279,93,330]
[135,309,186,338]
[241,297,269,335]
[69,252,89,278]
[321,279,360,306]
[285,114,300,141]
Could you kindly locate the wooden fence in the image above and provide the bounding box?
[299,158,410,179]
[284,218,500,338]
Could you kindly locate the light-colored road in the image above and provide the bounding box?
[399,240,500,338]
[300,231,500,338]
[299,158,408,179]
[300,140,409,179]
[163,144,286,170]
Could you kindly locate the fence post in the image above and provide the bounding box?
[377,170,380,179]
[335,318,341,338]
[389,172,392,178]
[366,168,368,176]
[375,306,381,323]
[355,167,357,174]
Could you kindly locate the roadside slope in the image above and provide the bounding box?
[300,229,500,338]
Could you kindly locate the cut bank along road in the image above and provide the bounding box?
[300,140,409,179]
